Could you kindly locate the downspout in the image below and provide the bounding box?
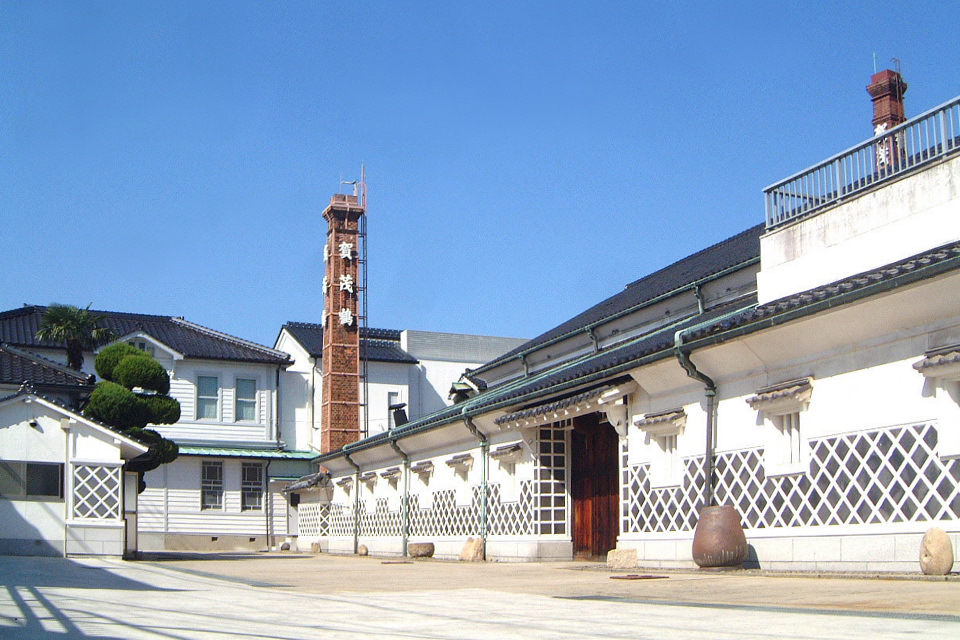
[588,327,600,353]
[388,436,410,558]
[462,410,488,559]
[274,368,282,448]
[673,330,717,509]
[264,459,272,550]
[311,357,318,437]
[344,452,361,555]
[694,284,706,315]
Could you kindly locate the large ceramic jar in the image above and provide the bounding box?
[691,504,748,568]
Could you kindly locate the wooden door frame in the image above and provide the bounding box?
[570,413,620,560]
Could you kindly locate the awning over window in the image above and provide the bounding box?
[746,377,813,414]
[634,408,687,437]
[913,345,960,379]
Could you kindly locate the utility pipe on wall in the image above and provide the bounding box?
[388,436,410,558]
[673,332,717,509]
[463,411,488,558]
[344,453,361,555]
[264,459,272,551]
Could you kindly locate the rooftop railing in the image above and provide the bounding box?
[764,94,960,230]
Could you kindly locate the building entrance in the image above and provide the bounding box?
[570,413,619,560]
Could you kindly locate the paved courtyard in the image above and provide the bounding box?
[1,552,959,639]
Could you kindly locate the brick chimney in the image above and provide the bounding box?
[867,69,908,169]
[319,192,364,453]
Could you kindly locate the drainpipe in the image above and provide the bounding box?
[311,357,318,436]
[274,367,282,448]
[264,459,272,550]
[462,410,488,559]
[588,327,601,353]
[673,330,717,509]
[694,284,706,315]
[388,436,410,558]
[344,452,361,555]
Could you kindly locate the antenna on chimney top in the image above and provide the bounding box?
[873,52,877,74]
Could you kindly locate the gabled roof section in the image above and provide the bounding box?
[0,306,289,365]
[0,343,95,389]
[280,322,417,364]
[0,389,148,458]
[472,223,764,375]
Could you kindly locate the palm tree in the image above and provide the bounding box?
[35,304,116,370]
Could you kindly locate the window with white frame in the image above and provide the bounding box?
[235,378,257,422]
[634,409,686,488]
[241,463,263,511]
[747,377,812,476]
[775,412,802,465]
[128,339,155,356]
[197,376,220,420]
[201,461,223,510]
[387,391,400,428]
[914,346,960,459]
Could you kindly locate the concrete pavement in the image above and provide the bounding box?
[1,552,959,639]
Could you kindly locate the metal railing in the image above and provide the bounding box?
[764,94,960,230]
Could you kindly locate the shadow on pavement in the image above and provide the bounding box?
[0,555,172,639]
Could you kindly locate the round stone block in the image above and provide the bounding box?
[920,527,954,576]
[408,542,435,558]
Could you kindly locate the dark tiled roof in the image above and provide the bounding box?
[477,224,763,371]
[0,306,290,365]
[463,300,752,416]
[281,322,417,363]
[0,344,95,389]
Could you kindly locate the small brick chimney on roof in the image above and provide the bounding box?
[867,69,908,133]
[319,192,364,454]
[868,69,908,170]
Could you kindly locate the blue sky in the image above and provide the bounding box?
[2,1,959,348]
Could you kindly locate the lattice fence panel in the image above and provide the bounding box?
[487,481,535,536]
[72,465,121,520]
[536,423,569,535]
[298,502,320,538]
[329,503,354,537]
[409,490,482,537]
[624,422,960,534]
[622,455,704,534]
[318,503,330,537]
[358,498,402,537]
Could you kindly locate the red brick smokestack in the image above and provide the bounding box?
[867,69,908,169]
[319,193,363,453]
[867,69,908,131]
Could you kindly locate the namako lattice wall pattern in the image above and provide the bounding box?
[622,422,960,534]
